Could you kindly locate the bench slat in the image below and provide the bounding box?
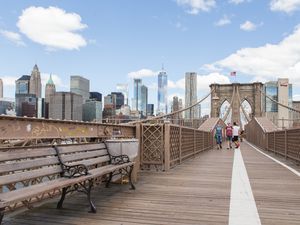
[0,166,62,186]
[0,162,134,208]
[60,149,108,163]
[67,155,110,167]
[0,147,56,162]
[57,143,106,154]
[0,157,60,174]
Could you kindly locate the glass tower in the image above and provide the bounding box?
[157,70,168,115]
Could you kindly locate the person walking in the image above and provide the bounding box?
[214,121,223,149]
[225,122,233,149]
[232,122,240,148]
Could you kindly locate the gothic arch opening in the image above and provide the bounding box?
[219,100,232,124]
[240,99,252,128]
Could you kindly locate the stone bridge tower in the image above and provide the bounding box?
[210,82,264,124]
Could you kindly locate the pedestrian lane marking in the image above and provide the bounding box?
[229,148,261,225]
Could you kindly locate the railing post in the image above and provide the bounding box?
[273,131,276,154]
[133,123,141,182]
[179,127,182,164]
[194,130,196,156]
[284,129,287,159]
[164,124,170,171]
[266,132,269,151]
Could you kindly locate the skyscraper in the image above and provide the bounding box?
[157,69,168,115]
[132,79,142,111]
[29,64,42,98]
[185,72,198,119]
[15,75,35,116]
[45,74,56,103]
[116,83,129,105]
[70,76,90,103]
[49,92,83,121]
[141,85,148,117]
[111,92,125,109]
[0,78,3,98]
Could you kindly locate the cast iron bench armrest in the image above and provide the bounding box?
[110,154,131,165]
[53,145,89,178]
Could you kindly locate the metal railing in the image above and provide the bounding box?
[138,123,213,171]
[245,117,300,163]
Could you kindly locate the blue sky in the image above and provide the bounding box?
[1,0,300,115]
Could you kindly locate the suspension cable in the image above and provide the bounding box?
[258,88,300,114]
[128,88,214,124]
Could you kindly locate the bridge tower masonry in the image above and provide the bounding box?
[210,82,264,124]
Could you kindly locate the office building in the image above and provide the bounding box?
[15,75,32,116]
[111,92,125,109]
[116,83,129,105]
[83,100,102,122]
[70,76,90,102]
[0,99,14,115]
[146,104,154,117]
[157,69,168,114]
[29,64,42,98]
[49,92,82,121]
[185,72,198,119]
[103,94,117,119]
[141,85,148,117]
[132,79,142,111]
[264,78,292,128]
[90,92,102,102]
[0,78,3,98]
[45,74,56,103]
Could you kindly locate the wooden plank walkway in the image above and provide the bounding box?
[3,142,300,225]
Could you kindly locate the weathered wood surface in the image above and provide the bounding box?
[241,142,300,225]
[3,142,300,225]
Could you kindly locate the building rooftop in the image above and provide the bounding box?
[17,75,30,81]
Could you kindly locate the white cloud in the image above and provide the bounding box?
[0,30,25,46]
[128,69,158,79]
[229,0,250,4]
[41,73,67,89]
[215,15,231,27]
[240,20,257,31]
[270,0,300,13]
[176,0,216,14]
[1,76,18,86]
[209,24,300,87]
[168,72,230,92]
[293,94,300,101]
[17,6,87,50]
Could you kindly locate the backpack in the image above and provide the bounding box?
[226,126,233,136]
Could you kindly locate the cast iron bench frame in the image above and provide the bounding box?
[0,142,135,224]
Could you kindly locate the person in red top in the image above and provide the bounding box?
[225,122,233,149]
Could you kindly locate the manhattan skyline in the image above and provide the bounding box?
[1,0,300,115]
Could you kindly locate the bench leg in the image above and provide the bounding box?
[128,165,136,190]
[57,187,68,209]
[105,172,113,188]
[0,207,5,224]
[87,180,96,213]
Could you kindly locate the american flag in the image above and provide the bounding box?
[230,71,236,76]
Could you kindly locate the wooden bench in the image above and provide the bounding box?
[0,142,135,224]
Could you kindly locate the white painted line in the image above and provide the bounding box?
[229,148,261,225]
[246,141,300,177]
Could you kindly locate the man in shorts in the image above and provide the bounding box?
[232,122,240,148]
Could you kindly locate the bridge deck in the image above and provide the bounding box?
[4,142,300,225]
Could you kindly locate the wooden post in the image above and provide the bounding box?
[179,127,182,164]
[284,130,287,159]
[164,124,170,171]
[194,130,196,156]
[132,123,141,183]
[266,132,269,151]
[273,131,276,154]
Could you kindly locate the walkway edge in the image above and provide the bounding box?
[245,141,300,177]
